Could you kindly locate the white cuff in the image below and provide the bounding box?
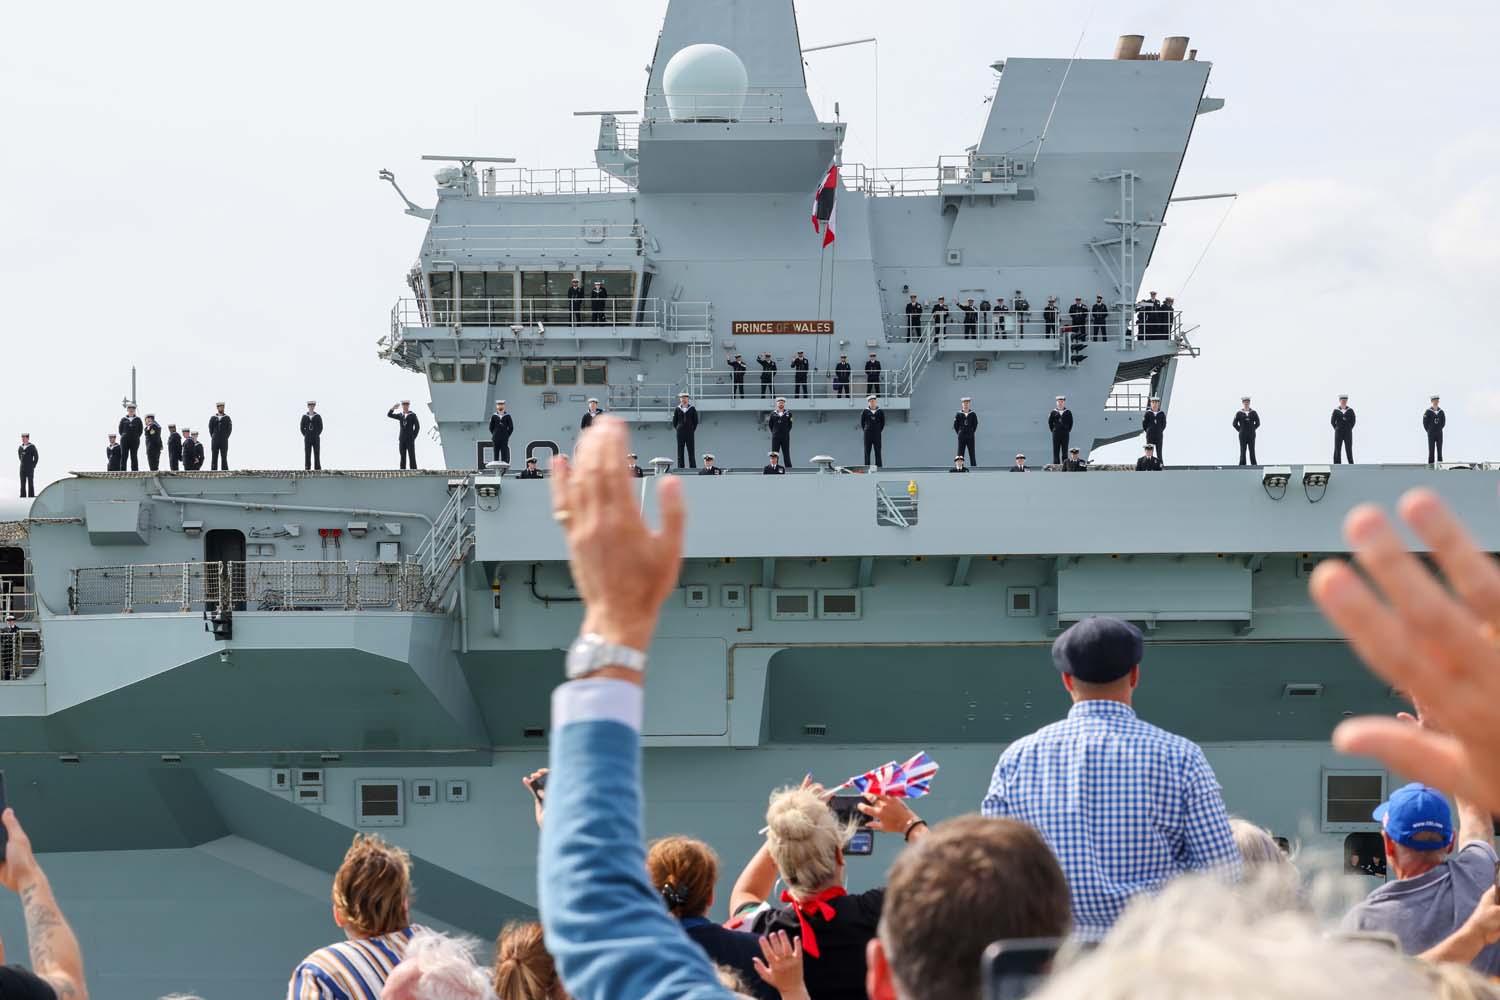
[552,678,644,732]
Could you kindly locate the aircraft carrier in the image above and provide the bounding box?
[3,3,1496,996]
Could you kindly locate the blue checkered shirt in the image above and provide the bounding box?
[981,699,1241,939]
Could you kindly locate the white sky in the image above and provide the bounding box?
[2,0,1498,497]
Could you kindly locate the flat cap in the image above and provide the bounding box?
[1052,616,1143,683]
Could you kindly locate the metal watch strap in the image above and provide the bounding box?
[566,633,647,678]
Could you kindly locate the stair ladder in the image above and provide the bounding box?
[412,479,476,611]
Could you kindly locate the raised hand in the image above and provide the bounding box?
[857,793,917,835]
[1310,488,1500,815]
[753,930,809,1000]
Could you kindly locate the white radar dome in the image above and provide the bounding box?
[662,43,749,122]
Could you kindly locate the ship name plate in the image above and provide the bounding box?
[731,320,834,335]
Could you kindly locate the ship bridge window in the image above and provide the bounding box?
[521,272,575,325]
[522,363,548,387]
[429,271,454,324]
[459,361,487,383]
[552,361,578,386]
[582,361,608,385]
[461,272,515,326]
[583,270,637,326]
[429,362,456,383]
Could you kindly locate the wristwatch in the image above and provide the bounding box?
[565,633,648,679]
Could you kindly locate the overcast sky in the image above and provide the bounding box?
[3,0,1497,503]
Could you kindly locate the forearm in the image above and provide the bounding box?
[19,872,86,999]
[729,844,779,916]
[1456,796,1494,848]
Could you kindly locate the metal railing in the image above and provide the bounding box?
[411,482,474,608]
[883,306,1182,344]
[643,90,785,124]
[427,222,643,258]
[1106,390,1152,412]
[0,627,41,681]
[0,571,35,621]
[480,167,636,197]
[875,483,919,527]
[842,154,1029,198]
[70,561,429,615]
[391,297,712,341]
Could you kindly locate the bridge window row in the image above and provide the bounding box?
[428,270,639,326]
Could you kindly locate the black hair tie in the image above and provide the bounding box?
[659,881,688,908]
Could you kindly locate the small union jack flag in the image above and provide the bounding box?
[846,751,939,799]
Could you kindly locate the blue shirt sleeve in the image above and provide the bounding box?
[540,680,734,1000]
[1176,747,1243,882]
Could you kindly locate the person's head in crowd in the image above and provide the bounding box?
[492,922,565,1000]
[1028,874,1430,1000]
[1052,616,1142,704]
[647,836,718,919]
[1376,782,1454,879]
[382,930,496,1000]
[715,964,756,999]
[765,786,851,899]
[332,833,411,938]
[1228,818,1301,912]
[866,815,1070,1000]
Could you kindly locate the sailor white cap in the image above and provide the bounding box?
[1431,394,1441,400]
[1149,396,1161,402]
[960,396,972,403]
[1015,452,1025,459]
[496,400,506,405]
[588,397,599,404]
[1241,395,1251,401]
[703,453,714,460]
[1056,395,1066,400]
[400,399,410,404]
[775,396,786,402]
[126,403,136,408]
[145,412,154,417]
[626,452,638,459]
[768,451,779,458]
[678,391,690,398]
[1338,394,1348,399]
[867,394,878,401]
[1070,447,1080,453]
[108,433,117,438]
[306,400,316,406]
[216,401,225,406]
[525,455,537,463]
[19,432,28,436]
[954,455,965,461]
[1144,443,1155,450]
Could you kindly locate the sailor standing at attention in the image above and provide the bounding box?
[1331,394,1355,464]
[864,353,883,397]
[905,293,923,341]
[167,423,182,471]
[954,396,979,467]
[1048,396,1073,465]
[1141,397,1167,465]
[105,433,122,472]
[1233,396,1260,466]
[1424,395,1445,465]
[671,392,699,469]
[17,434,38,498]
[142,413,164,471]
[489,400,513,466]
[301,401,324,470]
[118,403,143,471]
[567,277,584,325]
[767,397,793,468]
[208,402,233,471]
[790,351,810,399]
[581,398,603,430]
[387,400,419,470]
[589,279,609,324]
[726,354,747,398]
[756,353,777,399]
[832,354,852,398]
[861,394,885,468]
[184,430,203,470]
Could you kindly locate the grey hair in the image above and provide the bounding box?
[1229,817,1293,869]
[400,930,498,1000]
[1030,874,1430,1000]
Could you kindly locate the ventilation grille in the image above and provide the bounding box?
[802,724,828,737]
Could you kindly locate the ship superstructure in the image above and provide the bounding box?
[1,6,1493,999]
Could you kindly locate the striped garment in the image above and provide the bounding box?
[286,925,419,1000]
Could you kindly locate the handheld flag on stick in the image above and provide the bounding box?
[812,163,838,248]
[843,751,939,799]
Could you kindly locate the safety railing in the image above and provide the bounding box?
[883,306,1182,344]
[0,627,41,681]
[875,482,919,527]
[426,222,643,258]
[1106,390,1152,412]
[842,154,1030,198]
[411,482,474,608]
[69,561,429,615]
[392,297,713,337]
[643,90,785,124]
[480,167,636,197]
[0,571,35,621]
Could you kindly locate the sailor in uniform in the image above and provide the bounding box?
[1135,444,1163,471]
[672,392,699,469]
[1090,295,1110,341]
[953,396,978,466]
[790,351,810,399]
[763,452,785,475]
[699,454,723,476]
[1424,395,1446,464]
[1013,291,1031,336]
[489,400,513,467]
[1048,396,1073,465]
[118,404,143,471]
[517,456,543,479]
[930,297,949,338]
[832,355,851,398]
[184,430,203,471]
[1063,447,1088,472]
[860,395,885,468]
[1043,296,1060,338]
[959,298,978,339]
[1068,297,1088,336]
[167,424,182,471]
[864,354,883,397]
[1233,396,1261,466]
[757,353,777,398]
[1331,395,1355,464]
[567,277,584,325]
[905,294,923,341]
[142,413,163,471]
[727,355,748,398]
[1010,452,1027,472]
[301,401,324,470]
[626,453,645,478]
[387,400,419,469]
[1142,397,1167,464]
[208,402,232,471]
[950,455,969,473]
[105,434,122,472]
[767,397,793,468]
[581,398,603,429]
[17,434,37,498]
[589,280,608,324]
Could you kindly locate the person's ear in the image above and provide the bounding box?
[332,904,344,928]
[1129,665,1141,689]
[866,938,897,1000]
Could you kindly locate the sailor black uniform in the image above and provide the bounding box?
[930,300,949,337]
[1043,299,1059,338]
[1063,450,1087,472]
[699,455,723,476]
[142,419,164,471]
[950,458,969,474]
[1233,403,1261,466]
[517,460,543,480]
[567,281,584,324]
[118,412,143,471]
[860,400,885,468]
[589,282,608,324]
[302,406,325,470]
[672,399,699,468]
[208,407,233,471]
[790,354,810,399]
[1142,405,1167,464]
[1424,401,1445,464]
[757,355,777,398]
[1067,299,1088,335]
[489,407,514,465]
[763,454,785,475]
[727,356,748,398]
[1013,294,1031,335]
[953,401,978,466]
[833,357,851,398]
[106,438,122,472]
[864,356,882,397]
[627,456,646,478]
[167,428,182,471]
[1047,402,1073,464]
[1090,298,1109,341]
[904,297,923,341]
[388,404,419,469]
[581,403,603,430]
[183,434,203,471]
[1331,401,1355,464]
[1135,449,1162,471]
[18,440,38,498]
[959,301,978,338]
[768,402,793,468]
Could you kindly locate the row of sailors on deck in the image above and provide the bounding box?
[900,290,1177,341]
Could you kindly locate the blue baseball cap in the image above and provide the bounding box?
[1373,783,1453,850]
[1051,617,1144,683]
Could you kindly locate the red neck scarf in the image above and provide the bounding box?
[780,886,847,958]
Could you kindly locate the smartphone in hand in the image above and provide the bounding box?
[527,772,547,806]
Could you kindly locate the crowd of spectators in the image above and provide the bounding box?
[4,415,1500,999]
